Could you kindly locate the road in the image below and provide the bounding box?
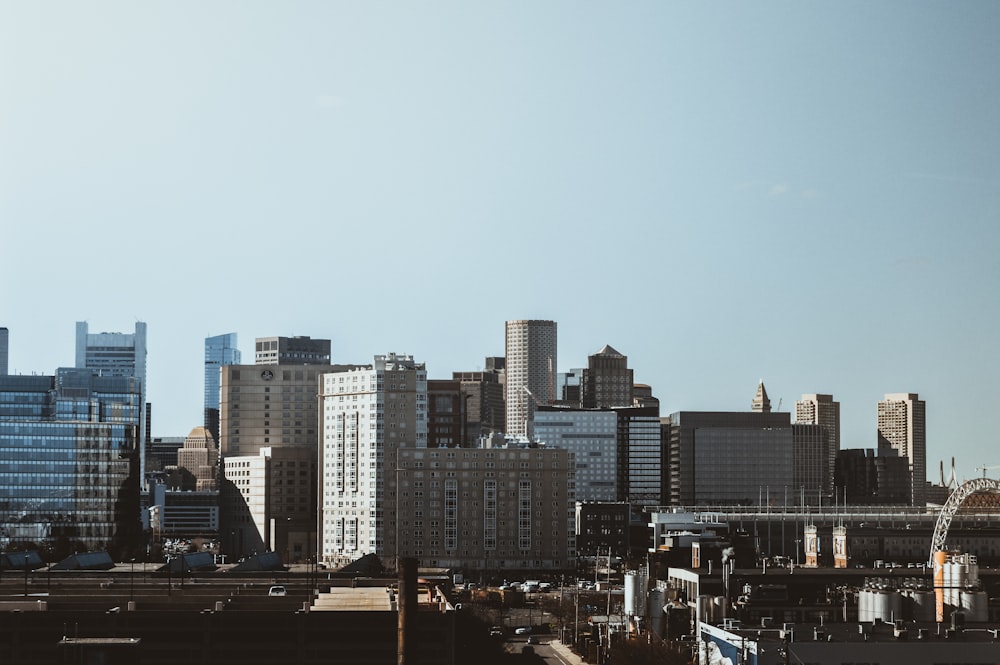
[505,635,587,665]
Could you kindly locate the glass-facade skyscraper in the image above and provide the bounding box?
[75,321,147,478]
[204,333,241,444]
[0,368,142,557]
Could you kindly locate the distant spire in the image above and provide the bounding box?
[752,380,771,413]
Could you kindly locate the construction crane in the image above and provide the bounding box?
[976,464,1000,478]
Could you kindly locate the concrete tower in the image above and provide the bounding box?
[751,380,771,413]
[581,344,634,408]
[505,320,557,438]
[878,392,926,506]
[795,394,841,496]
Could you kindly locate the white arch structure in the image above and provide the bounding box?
[929,477,1000,561]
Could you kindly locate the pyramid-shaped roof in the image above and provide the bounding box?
[751,380,771,412]
[593,344,624,357]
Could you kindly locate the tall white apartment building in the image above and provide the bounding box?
[505,320,557,438]
[795,394,841,495]
[319,353,427,566]
[878,392,926,506]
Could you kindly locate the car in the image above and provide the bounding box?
[489,627,504,638]
[268,585,287,596]
[514,626,532,635]
[526,635,539,645]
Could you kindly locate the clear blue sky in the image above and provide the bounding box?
[2,2,998,484]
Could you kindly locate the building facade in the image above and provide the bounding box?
[175,426,220,491]
[255,336,331,365]
[204,333,241,444]
[390,446,575,574]
[75,321,148,477]
[581,345,634,408]
[666,410,793,506]
[222,445,317,561]
[877,393,927,506]
[504,320,557,438]
[614,406,662,505]
[792,423,828,503]
[427,379,463,448]
[534,406,618,501]
[834,448,911,505]
[795,393,840,495]
[318,354,428,566]
[219,363,350,560]
[0,369,142,555]
[451,370,505,445]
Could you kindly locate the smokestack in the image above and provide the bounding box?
[398,557,418,665]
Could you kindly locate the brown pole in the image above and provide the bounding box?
[398,557,418,665]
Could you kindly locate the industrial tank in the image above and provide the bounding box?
[909,589,936,622]
[961,590,988,622]
[648,589,665,639]
[624,572,648,617]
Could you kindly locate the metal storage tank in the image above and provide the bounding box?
[696,595,714,624]
[910,589,935,622]
[648,589,665,639]
[870,589,902,622]
[961,590,988,622]
[857,589,872,623]
[713,596,727,622]
[624,572,648,617]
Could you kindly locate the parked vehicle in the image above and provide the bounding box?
[268,585,287,596]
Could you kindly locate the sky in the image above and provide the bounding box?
[2,1,999,484]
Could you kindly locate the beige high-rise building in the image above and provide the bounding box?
[219,363,354,561]
[505,320,557,438]
[878,393,926,506]
[795,394,840,495]
[176,426,219,491]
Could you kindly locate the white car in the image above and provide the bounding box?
[514,626,532,635]
[268,585,287,596]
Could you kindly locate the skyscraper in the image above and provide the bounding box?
[878,393,926,506]
[0,327,8,375]
[204,333,241,444]
[75,321,148,476]
[219,362,351,560]
[795,394,841,496]
[505,319,557,438]
[0,369,142,554]
[581,344,634,408]
[319,353,427,566]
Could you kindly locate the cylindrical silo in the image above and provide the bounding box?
[648,589,665,639]
[696,595,714,624]
[857,589,871,623]
[713,596,727,622]
[961,591,988,622]
[624,572,647,617]
[910,590,936,622]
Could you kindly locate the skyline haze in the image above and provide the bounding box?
[3,1,998,485]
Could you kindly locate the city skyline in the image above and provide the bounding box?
[3,2,998,483]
